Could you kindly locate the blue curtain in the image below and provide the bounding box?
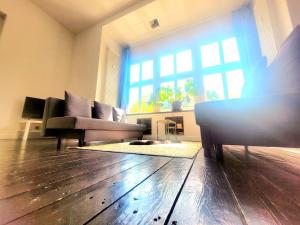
[233,4,265,97]
[118,46,131,109]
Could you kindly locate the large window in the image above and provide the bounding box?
[127,36,245,114]
[201,37,244,101]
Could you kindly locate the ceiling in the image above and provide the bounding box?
[30,0,142,32]
[104,0,249,46]
[31,0,249,44]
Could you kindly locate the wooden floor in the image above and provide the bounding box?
[0,140,300,225]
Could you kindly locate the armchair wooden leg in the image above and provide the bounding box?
[57,138,61,150]
[215,144,223,162]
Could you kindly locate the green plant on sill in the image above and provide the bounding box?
[129,101,139,113]
[206,90,220,101]
[129,80,198,113]
[141,99,154,113]
[175,88,185,102]
[158,86,174,104]
[184,79,197,98]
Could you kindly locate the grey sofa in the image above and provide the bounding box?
[41,97,145,149]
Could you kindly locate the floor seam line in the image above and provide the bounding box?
[163,151,198,225]
[221,161,248,225]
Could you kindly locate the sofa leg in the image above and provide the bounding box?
[215,144,223,162]
[57,138,61,150]
[204,147,212,157]
[78,139,83,147]
[78,130,85,147]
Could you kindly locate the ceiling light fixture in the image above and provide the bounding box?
[150,18,160,29]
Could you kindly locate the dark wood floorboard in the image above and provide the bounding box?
[8,157,170,225]
[1,155,153,224]
[87,158,193,225]
[168,152,245,225]
[1,140,300,225]
[223,146,300,225]
[221,149,280,225]
[0,154,140,199]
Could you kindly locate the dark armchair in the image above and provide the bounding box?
[195,25,300,160]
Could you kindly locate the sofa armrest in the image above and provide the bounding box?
[41,97,64,136]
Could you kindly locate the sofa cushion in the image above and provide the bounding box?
[113,107,127,122]
[64,91,91,118]
[46,116,145,131]
[93,101,113,121]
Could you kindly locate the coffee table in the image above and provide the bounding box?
[156,119,177,141]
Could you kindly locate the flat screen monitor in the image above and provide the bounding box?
[22,97,45,119]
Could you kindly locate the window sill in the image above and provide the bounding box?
[127,109,194,116]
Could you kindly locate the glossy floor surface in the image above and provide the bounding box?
[0,140,299,225]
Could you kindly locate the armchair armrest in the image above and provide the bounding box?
[195,93,300,128]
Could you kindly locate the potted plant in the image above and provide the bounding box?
[172,87,184,112]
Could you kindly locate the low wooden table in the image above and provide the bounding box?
[156,119,177,141]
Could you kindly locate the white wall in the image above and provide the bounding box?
[253,0,278,63]
[253,0,293,63]
[0,13,4,34]
[95,30,122,106]
[0,0,74,139]
[68,23,102,100]
[286,0,300,27]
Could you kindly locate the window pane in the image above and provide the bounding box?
[130,64,140,83]
[226,69,245,99]
[160,55,174,76]
[203,73,225,101]
[142,60,153,80]
[141,85,154,113]
[176,49,192,73]
[177,78,195,109]
[159,82,174,111]
[128,88,139,113]
[200,42,220,68]
[222,37,240,63]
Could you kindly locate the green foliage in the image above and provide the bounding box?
[141,99,154,113]
[129,101,140,113]
[175,87,185,102]
[206,90,220,101]
[129,79,198,113]
[158,86,174,103]
[184,79,197,97]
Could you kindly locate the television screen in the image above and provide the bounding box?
[22,97,45,119]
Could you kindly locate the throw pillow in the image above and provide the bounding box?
[93,101,113,121]
[64,91,91,117]
[113,107,127,122]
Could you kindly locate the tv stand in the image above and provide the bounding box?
[19,119,43,140]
